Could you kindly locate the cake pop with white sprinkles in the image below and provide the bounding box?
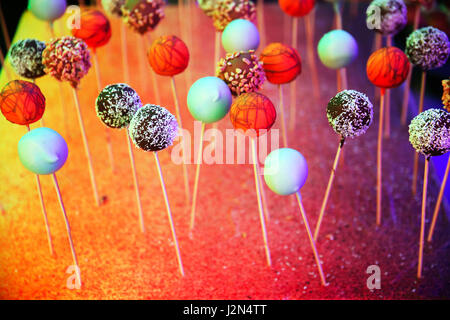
[128,104,178,152]
[10,39,46,79]
[409,108,450,157]
[406,27,450,71]
[366,0,407,36]
[327,90,374,139]
[96,83,142,128]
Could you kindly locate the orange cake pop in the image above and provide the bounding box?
[147,35,189,77]
[71,10,112,49]
[260,42,302,84]
[278,0,315,17]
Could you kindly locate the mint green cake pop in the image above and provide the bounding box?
[317,29,358,70]
[28,0,67,22]
[187,77,232,123]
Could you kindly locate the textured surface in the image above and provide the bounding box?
[0,4,449,300]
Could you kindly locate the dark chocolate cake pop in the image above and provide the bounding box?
[327,90,374,138]
[366,0,407,36]
[128,104,178,152]
[96,83,142,128]
[10,39,46,79]
[409,108,450,157]
[121,0,165,35]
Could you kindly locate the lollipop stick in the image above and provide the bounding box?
[251,138,272,267]
[126,131,145,233]
[72,87,100,206]
[289,17,298,132]
[314,138,345,241]
[0,2,10,49]
[52,173,82,287]
[278,85,288,147]
[417,157,429,279]
[153,152,185,276]
[339,68,348,90]
[190,122,205,230]
[170,76,191,204]
[214,31,220,73]
[296,192,327,286]
[427,156,450,242]
[256,155,270,222]
[256,0,266,49]
[376,90,385,226]
[412,71,427,195]
[145,34,161,104]
[384,36,392,139]
[333,1,343,30]
[120,23,130,83]
[93,51,115,173]
[304,13,320,102]
[401,5,421,125]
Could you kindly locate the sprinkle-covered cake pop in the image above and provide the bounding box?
[96,83,142,128]
[0,80,45,125]
[18,127,68,175]
[317,30,358,69]
[366,0,407,36]
[230,92,276,137]
[102,0,126,17]
[216,50,265,96]
[406,27,450,71]
[147,35,189,76]
[72,10,112,49]
[260,42,302,84]
[10,39,46,79]
[28,0,67,22]
[211,0,256,32]
[128,104,178,152]
[121,0,165,35]
[278,0,315,17]
[409,108,450,157]
[42,36,91,88]
[366,46,410,89]
[327,90,374,138]
[443,79,450,112]
[198,0,217,16]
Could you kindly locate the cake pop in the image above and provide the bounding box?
[216,50,265,96]
[314,90,373,240]
[42,36,91,88]
[71,10,112,49]
[121,0,165,35]
[278,0,315,17]
[198,0,217,17]
[366,0,407,36]
[10,39,46,79]
[221,19,260,53]
[263,148,326,285]
[409,109,450,279]
[102,0,126,16]
[211,0,256,32]
[260,42,301,85]
[96,83,142,128]
[317,29,358,70]
[187,77,232,230]
[128,104,184,276]
[147,35,189,77]
[28,0,67,22]
[0,80,45,125]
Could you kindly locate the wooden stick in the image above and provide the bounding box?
[145,34,161,104]
[52,173,81,287]
[384,36,392,139]
[214,31,220,73]
[296,192,327,286]
[257,0,266,49]
[304,13,320,102]
[376,90,385,226]
[427,156,450,242]
[257,163,271,222]
[314,138,345,241]
[251,138,272,267]
[0,2,11,49]
[278,85,288,147]
[417,157,429,279]
[126,131,145,233]
[333,1,343,30]
[93,50,115,173]
[289,17,298,132]
[120,23,130,83]
[340,67,348,90]
[153,152,185,276]
[412,71,427,195]
[72,87,101,206]
[401,5,421,125]
[170,76,191,204]
[26,125,54,256]
[190,122,205,230]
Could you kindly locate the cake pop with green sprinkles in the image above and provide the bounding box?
[409,108,450,157]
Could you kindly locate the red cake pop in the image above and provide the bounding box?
[260,42,302,84]
[278,0,315,17]
[71,10,112,49]
[147,35,189,76]
[230,92,276,137]
[366,46,410,89]
[0,80,45,125]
